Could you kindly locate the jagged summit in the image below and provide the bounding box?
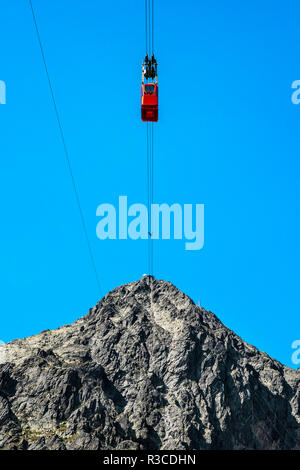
[0,278,299,450]
[90,276,221,329]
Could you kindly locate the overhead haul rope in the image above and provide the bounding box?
[147,122,153,277]
[152,0,154,54]
[29,0,102,296]
[145,0,148,54]
[146,123,150,274]
[145,0,154,57]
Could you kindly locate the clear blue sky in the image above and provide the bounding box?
[1,0,299,368]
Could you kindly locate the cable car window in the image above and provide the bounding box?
[145,85,155,94]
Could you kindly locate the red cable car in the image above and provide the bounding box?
[141,83,158,122]
[141,54,158,122]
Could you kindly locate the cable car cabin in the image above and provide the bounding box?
[141,83,158,122]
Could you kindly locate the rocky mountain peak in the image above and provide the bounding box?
[0,277,299,450]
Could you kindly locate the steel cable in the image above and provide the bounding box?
[29,0,102,296]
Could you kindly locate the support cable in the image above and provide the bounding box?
[152,0,154,55]
[145,0,155,284]
[145,0,148,55]
[146,122,151,275]
[150,123,154,276]
[29,0,102,296]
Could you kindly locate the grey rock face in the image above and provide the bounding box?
[0,277,299,450]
